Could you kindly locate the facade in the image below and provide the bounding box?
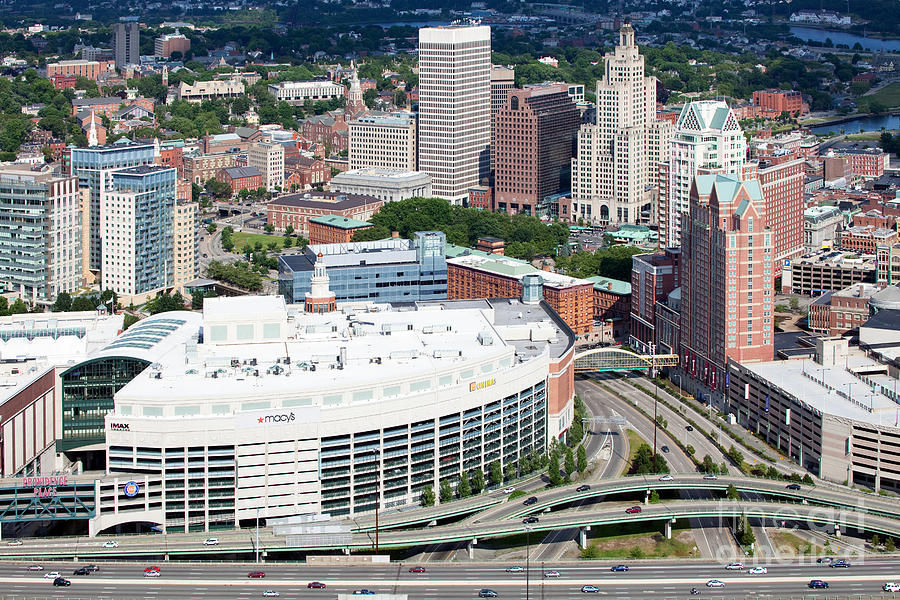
[493,84,579,216]
[490,65,516,171]
[586,276,631,338]
[267,192,383,238]
[468,185,492,210]
[307,215,372,245]
[177,79,244,102]
[679,174,774,396]
[348,112,417,171]
[183,152,238,185]
[329,168,431,203]
[173,201,197,293]
[827,148,890,179]
[629,248,680,353]
[46,60,103,81]
[217,166,263,194]
[827,283,877,336]
[70,141,157,273]
[248,141,285,192]
[99,165,176,300]
[0,167,83,301]
[804,205,844,251]
[571,25,671,226]
[658,101,746,248]
[267,81,345,105]
[418,24,491,203]
[71,97,154,119]
[751,90,804,116]
[154,32,190,59]
[876,243,900,287]
[839,225,898,255]
[782,249,877,295]
[447,250,594,335]
[727,338,900,491]
[285,157,330,190]
[113,22,139,69]
[278,233,447,304]
[756,155,804,271]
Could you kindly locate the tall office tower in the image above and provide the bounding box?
[418,23,491,204]
[0,167,83,301]
[348,112,417,171]
[658,100,745,248]
[113,22,140,69]
[571,24,669,225]
[70,141,157,274]
[493,84,580,216]
[249,141,285,192]
[679,173,774,395]
[490,65,516,171]
[99,165,176,299]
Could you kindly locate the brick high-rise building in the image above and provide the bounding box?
[754,152,805,274]
[658,100,745,248]
[418,24,491,204]
[493,83,580,216]
[154,31,190,59]
[113,22,140,69]
[571,24,672,226]
[680,174,774,395]
[752,90,803,116]
[490,65,515,171]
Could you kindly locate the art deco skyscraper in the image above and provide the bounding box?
[418,23,491,204]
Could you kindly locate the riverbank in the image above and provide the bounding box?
[803,111,900,135]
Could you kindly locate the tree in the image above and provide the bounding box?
[649,490,661,504]
[191,290,207,310]
[564,447,576,482]
[726,484,739,500]
[264,224,275,233]
[548,453,563,487]
[872,533,881,548]
[802,474,815,485]
[283,235,293,249]
[52,292,72,312]
[886,537,896,552]
[439,479,452,503]
[700,455,717,474]
[577,445,587,473]
[766,465,781,479]
[285,224,295,236]
[685,444,695,456]
[628,444,669,475]
[71,296,95,311]
[472,468,485,494]
[458,471,471,499]
[737,512,755,546]
[9,298,27,314]
[567,418,584,447]
[0,297,8,316]
[489,460,502,487]
[421,485,435,507]
[206,223,217,234]
[191,182,203,202]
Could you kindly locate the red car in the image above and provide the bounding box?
[409,566,426,573]
[248,571,266,578]
[308,582,326,589]
[144,566,160,573]
[625,506,642,514]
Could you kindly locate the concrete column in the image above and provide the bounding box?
[834,525,841,538]
[664,519,672,539]
[644,490,650,505]
[467,538,477,559]
[262,550,268,562]
[578,526,591,548]
[164,553,170,562]
[343,548,350,555]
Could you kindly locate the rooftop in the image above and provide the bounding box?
[308,214,372,229]
[585,276,632,295]
[223,166,261,179]
[270,191,381,211]
[447,253,592,290]
[331,168,429,183]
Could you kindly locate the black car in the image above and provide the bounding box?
[85,565,100,572]
[478,590,499,598]
[686,426,694,432]
[73,568,90,575]
[523,496,538,506]
[661,445,670,453]
[576,485,591,492]
[808,580,829,589]
[816,557,832,564]
[830,560,851,568]
[53,577,71,587]
[786,483,801,490]
[522,516,539,524]
[610,565,629,572]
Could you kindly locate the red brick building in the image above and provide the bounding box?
[307,214,372,245]
[827,147,890,178]
[475,237,505,255]
[285,156,331,190]
[301,114,349,152]
[267,192,383,238]
[217,166,263,195]
[51,74,77,89]
[586,276,632,339]
[70,96,154,119]
[808,284,877,336]
[839,225,898,254]
[629,248,680,353]
[755,153,805,273]
[752,89,804,116]
[468,186,492,210]
[493,84,580,216]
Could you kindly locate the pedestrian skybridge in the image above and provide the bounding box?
[573,347,679,372]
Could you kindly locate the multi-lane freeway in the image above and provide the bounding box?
[4,559,900,600]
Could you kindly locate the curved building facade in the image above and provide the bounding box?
[98,295,574,532]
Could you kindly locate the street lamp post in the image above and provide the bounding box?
[673,373,682,399]
[650,344,658,457]
[524,525,531,600]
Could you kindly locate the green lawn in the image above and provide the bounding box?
[231,232,283,253]
[865,82,900,109]
[582,521,696,559]
[621,429,644,476]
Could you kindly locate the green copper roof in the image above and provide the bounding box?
[308,214,372,229]
[585,276,632,295]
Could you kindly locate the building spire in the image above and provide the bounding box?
[87,111,99,147]
[304,252,336,314]
[346,60,365,116]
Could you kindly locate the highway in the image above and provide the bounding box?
[4,559,900,599]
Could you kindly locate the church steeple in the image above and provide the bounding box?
[346,60,365,116]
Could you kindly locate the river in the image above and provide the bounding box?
[789,26,900,53]
[808,114,900,135]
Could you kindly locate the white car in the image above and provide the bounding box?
[44,572,60,579]
[203,538,219,546]
[544,570,561,578]
[725,562,744,570]
[7,540,23,546]
[263,592,280,597]
[502,487,516,494]
[748,567,767,575]
[505,566,525,573]
[27,565,43,571]
[703,474,718,480]
[103,541,119,548]
[659,474,674,481]
[706,580,726,588]
[884,583,900,592]
[144,570,161,578]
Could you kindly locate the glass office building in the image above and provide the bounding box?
[278,231,448,304]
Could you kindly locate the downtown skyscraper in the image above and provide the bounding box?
[571,24,671,225]
[418,23,491,204]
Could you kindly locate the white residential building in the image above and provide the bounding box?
[249,141,285,192]
[657,100,746,247]
[348,112,417,171]
[571,24,671,226]
[418,24,491,204]
[177,79,244,102]
[267,81,346,105]
[329,168,432,203]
